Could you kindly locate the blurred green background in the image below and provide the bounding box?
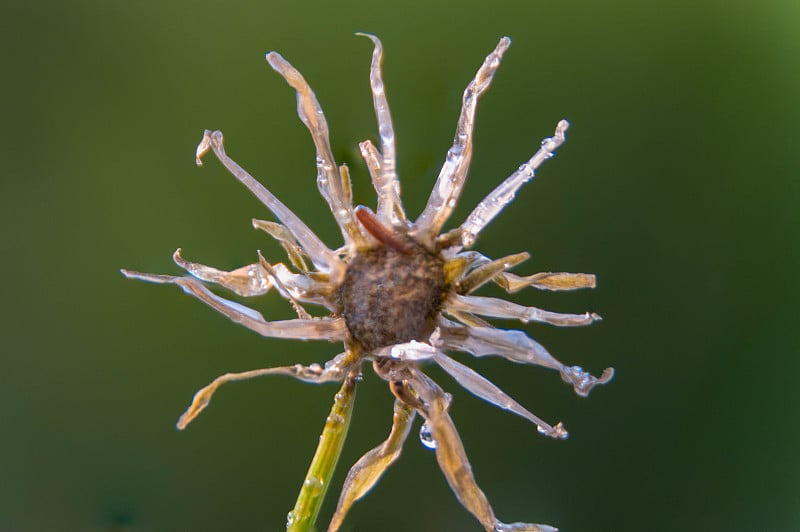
[2,1,798,531]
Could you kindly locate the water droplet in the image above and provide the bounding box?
[540,137,553,146]
[286,510,296,527]
[447,198,457,208]
[304,476,324,489]
[327,413,345,425]
[419,422,437,449]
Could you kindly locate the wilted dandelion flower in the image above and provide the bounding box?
[122,34,613,532]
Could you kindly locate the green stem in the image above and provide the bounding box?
[286,374,358,532]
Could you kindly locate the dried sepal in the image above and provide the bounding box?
[356,33,404,225]
[413,37,512,241]
[328,400,416,532]
[560,365,615,398]
[339,164,353,211]
[409,370,558,532]
[496,271,597,293]
[431,351,567,439]
[265,52,363,248]
[120,269,347,341]
[458,120,570,249]
[457,252,530,294]
[448,293,602,327]
[256,251,311,319]
[443,308,493,329]
[252,218,310,273]
[172,248,272,297]
[439,322,614,397]
[177,360,347,430]
[196,129,343,277]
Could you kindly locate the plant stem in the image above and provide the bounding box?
[286,373,358,532]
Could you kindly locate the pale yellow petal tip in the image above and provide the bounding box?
[175,400,206,431]
[195,129,213,166]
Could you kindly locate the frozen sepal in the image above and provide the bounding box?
[328,400,416,532]
[265,52,363,247]
[119,269,347,341]
[356,33,404,225]
[457,252,530,294]
[252,218,310,273]
[256,251,312,319]
[458,120,570,249]
[439,323,614,397]
[560,365,615,398]
[448,293,602,327]
[409,370,559,532]
[172,248,271,297]
[195,130,343,277]
[177,358,348,430]
[431,351,567,440]
[413,37,512,241]
[439,322,563,370]
[496,271,597,293]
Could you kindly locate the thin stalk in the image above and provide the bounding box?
[286,373,358,532]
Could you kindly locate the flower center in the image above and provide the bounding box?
[336,240,446,352]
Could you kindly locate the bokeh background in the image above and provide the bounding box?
[3,1,798,531]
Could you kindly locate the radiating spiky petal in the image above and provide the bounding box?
[458,120,570,248]
[177,360,348,430]
[413,37,512,242]
[356,33,404,224]
[431,351,567,439]
[195,130,343,276]
[265,52,364,247]
[120,269,347,340]
[448,293,602,327]
[328,400,415,531]
[173,248,272,297]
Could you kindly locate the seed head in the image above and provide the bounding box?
[122,34,613,532]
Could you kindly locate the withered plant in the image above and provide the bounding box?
[123,34,613,532]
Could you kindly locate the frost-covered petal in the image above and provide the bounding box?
[448,293,602,327]
[431,351,567,439]
[413,37,512,241]
[172,248,271,297]
[328,400,415,532]
[195,130,343,276]
[265,52,363,247]
[120,269,347,341]
[356,33,404,225]
[177,358,349,430]
[458,119,570,248]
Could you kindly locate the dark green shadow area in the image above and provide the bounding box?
[2,1,798,531]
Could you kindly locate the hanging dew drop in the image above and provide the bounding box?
[419,422,437,450]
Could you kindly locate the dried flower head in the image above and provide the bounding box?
[122,34,613,532]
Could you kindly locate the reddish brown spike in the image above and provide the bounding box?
[355,205,412,254]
